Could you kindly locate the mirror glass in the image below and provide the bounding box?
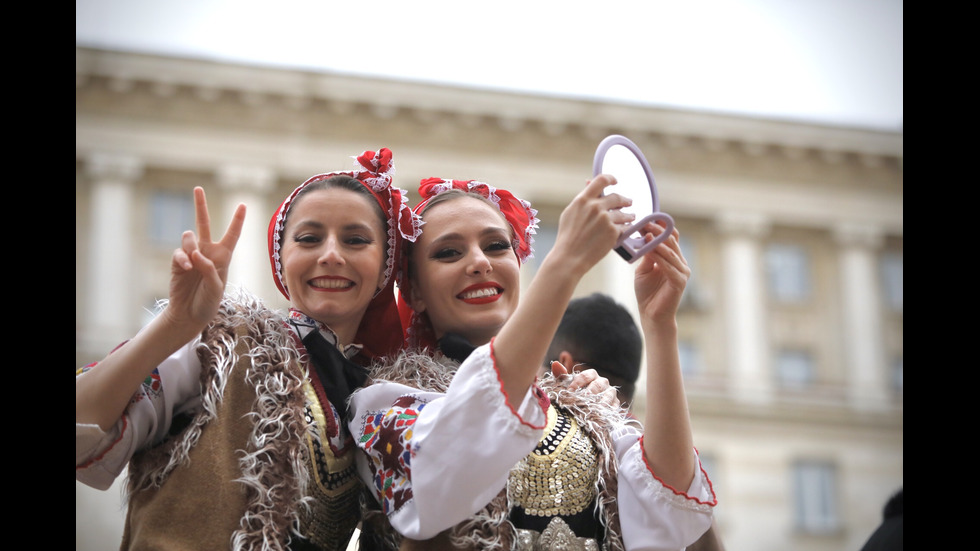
[592,134,674,263]
[600,143,656,223]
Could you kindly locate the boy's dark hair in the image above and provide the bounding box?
[546,293,642,400]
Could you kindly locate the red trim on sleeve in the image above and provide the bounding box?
[638,436,718,507]
[489,338,549,430]
[76,416,129,471]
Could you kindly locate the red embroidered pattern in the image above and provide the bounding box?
[358,395,425,514]
[639,436,718,507]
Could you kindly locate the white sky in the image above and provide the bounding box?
[76,0,903,131]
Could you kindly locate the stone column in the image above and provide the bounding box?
[603,252,640,324]
[83,153,144,356]
[216,164,276,297]
[603,252,645,401]
[717,212,771,404]
[834,223,888,410]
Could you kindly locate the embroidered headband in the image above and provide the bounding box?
[415,178,539,264]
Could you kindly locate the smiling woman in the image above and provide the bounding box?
[349,176,717,550]
[75,148,421,551]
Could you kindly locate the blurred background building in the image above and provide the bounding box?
[76,46,902,550]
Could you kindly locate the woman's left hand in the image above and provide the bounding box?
[634,221,690,324]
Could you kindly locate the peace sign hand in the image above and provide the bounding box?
[164,187,247,338]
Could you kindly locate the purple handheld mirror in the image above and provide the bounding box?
[593,134,675,263]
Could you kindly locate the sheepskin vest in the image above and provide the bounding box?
[121,295,362,551]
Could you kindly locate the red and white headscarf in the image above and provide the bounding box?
[267,148,422,358]
[398,177,539,350]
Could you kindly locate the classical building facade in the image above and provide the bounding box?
[76,46,902,551]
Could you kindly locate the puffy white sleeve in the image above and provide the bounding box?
[613,425,717,551]
[75,338,204,490]
[349,342,550,540]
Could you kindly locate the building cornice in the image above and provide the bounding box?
[76,46,902,164]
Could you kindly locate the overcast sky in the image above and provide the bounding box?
[76,0,903,131]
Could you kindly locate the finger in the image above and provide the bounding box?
[583,174,617,198]
[610,208,636,225]
[599,191,632,212]
[646,231,689,271]
[642,246,685,279]
[639,221,669,238]
[602,388,621,408]
[587,377,611,395]
[550,361,569,378]
[189,248,218,280]
[180,230,199,258]
[172,247,193,272]
[569,367,597,391]
[194,187,213,243]
[190,247,214,268]
[219,203,248,250]
[188,249,226,303]
[640,223,684,260]
[184,230,219,276]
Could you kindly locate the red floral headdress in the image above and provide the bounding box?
[398,177,539,350]
[267,148,422,358]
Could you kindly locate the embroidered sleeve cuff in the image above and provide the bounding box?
[617,434,718,512]
[75,418,130,491]
[616,436,716,549]
[486,338,550,431]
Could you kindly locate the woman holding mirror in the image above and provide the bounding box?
[350,175,716,550]
[75,148,419,550]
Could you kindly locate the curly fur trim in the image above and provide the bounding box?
[366,349,456,392]
[125,288,314,551]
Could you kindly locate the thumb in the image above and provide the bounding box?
[551,361,569,378]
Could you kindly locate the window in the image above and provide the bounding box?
[879,252,903,313]
[792,460,840,534]
[148,189,195,247]
[678,233,702,309]
[775,349,813,388]
[765,244,811,302]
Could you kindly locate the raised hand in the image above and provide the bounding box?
[633,221,690,325]
[77,187,246,430]
[550,174,634,277]
[164,187,247,336]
